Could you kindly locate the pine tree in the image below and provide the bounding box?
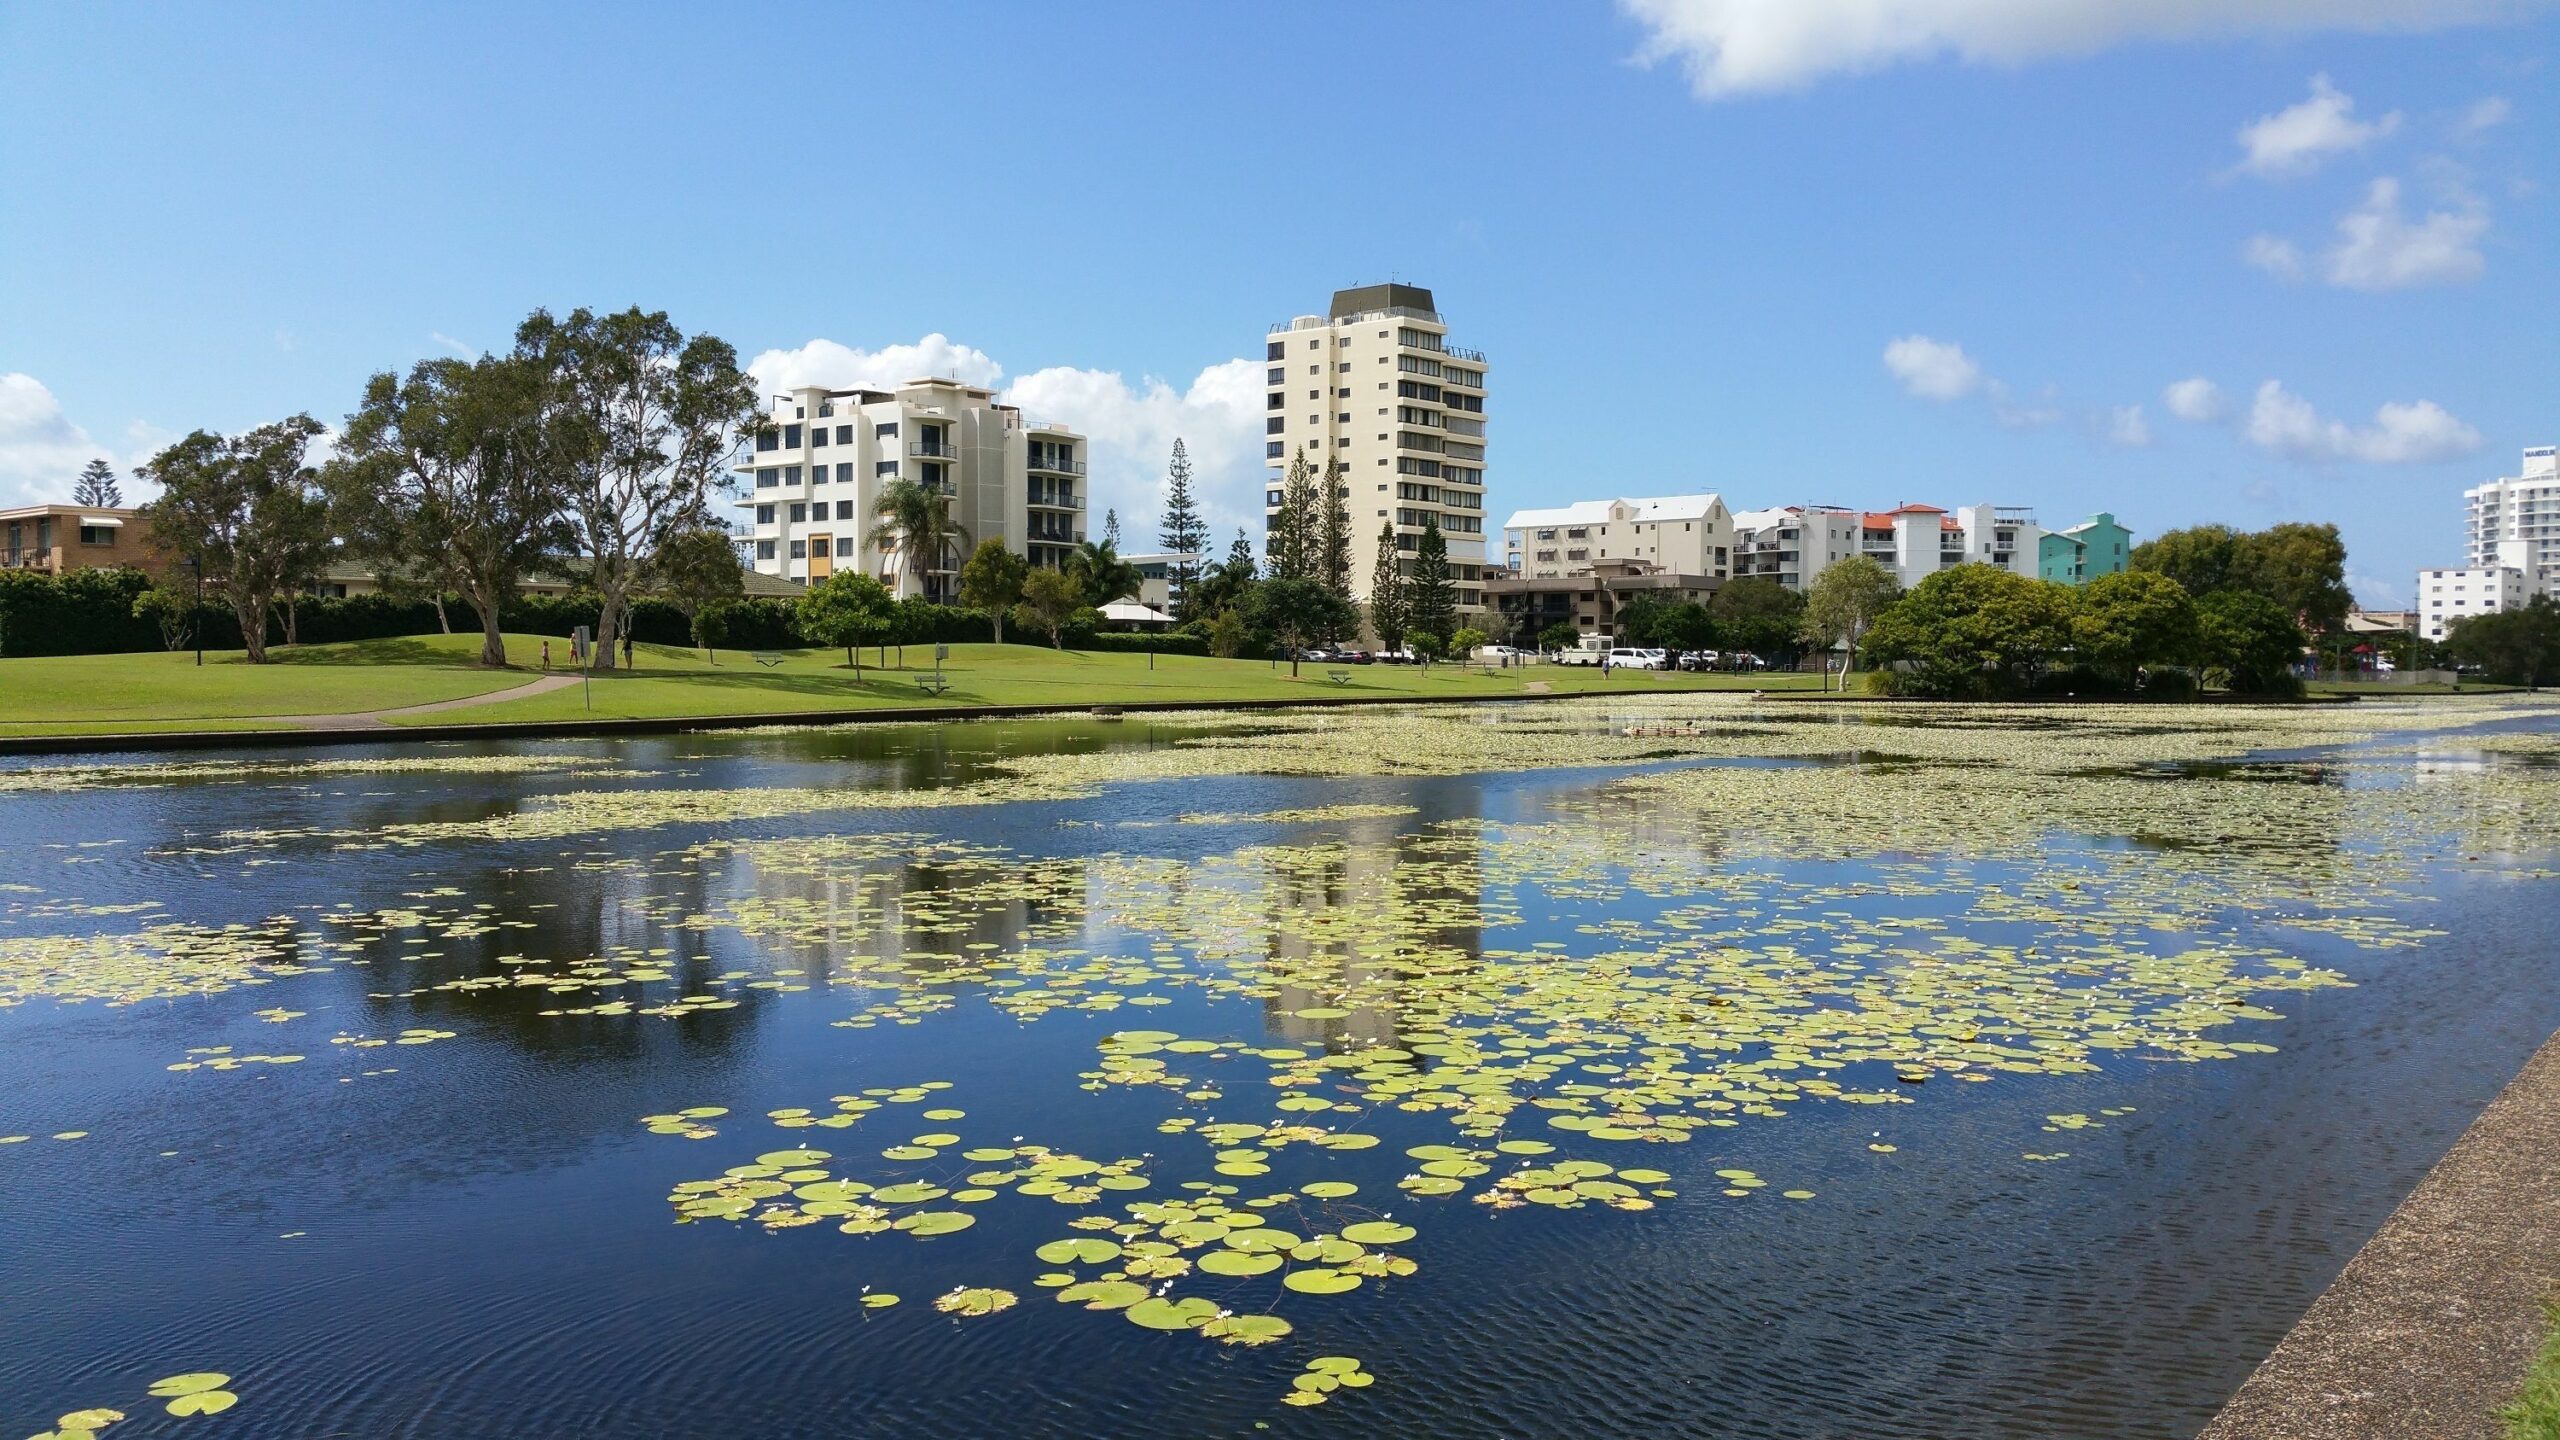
[73,458,122,508]
[1408,516,1458,645]
[1103,508,1121,549]
[1318,457,1352,602]
[1367,522,1408,651]
[1156,438,1208,615]
[1269,447,1321,581]
[1226,527,1255,577]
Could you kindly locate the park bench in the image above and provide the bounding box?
[750,651,784,668]
[1324,669,1352,687]
[915,674,952,697]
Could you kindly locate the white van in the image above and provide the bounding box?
[1606,647,1667,670]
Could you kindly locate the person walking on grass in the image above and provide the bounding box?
[541,640,551,671]
[622,633,634,670]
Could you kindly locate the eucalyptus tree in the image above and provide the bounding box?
[332,354,575,667]
[513,307,757,672]
[140,416,330,664]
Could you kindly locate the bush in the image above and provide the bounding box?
[2139,667,2200,702]
[2025,664,2130,699]
[1075,632,1208,657]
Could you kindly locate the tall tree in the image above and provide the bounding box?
[2196,591,2307,695]
[1710,577,1809,663]
[332,354,577,667]
[1102,508,1121,549]
[866,476,969,603]
[513,307,758,672]
[2129,524,2244,599]
[1860,564,2073,698]
[2236,522,2351,636]
[1156,438,1207,616]
[1268,447,1321,581]
[1186,529,1259,623]
[1317,458,1353,603]
[73,459,122,508]
[1247,576,1358,677]
[2445,595,2560,688]
[1011,567,1087,649]
[646,524,746,656]
[1066,538,1143,609]
[957,537,1027,642]
[1366,522,1408,652]
[139,416,330,665]
[2070,570,2198,688]
[1800,554,1900,687]
[1407,516,1458,646]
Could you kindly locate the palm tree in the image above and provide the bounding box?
[1066,538,1143,609]
[865,477,969,603]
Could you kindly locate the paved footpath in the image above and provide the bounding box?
[269,673,583,730]
[2198,1026,2560,1439]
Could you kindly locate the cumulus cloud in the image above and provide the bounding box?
[745,334,1005,395]
[1881,335,1983,400]
[742,336,1267,549]
[2233,75,2399,177]
[2244,379,2482,464]
[2104,405,2154,447]
[2243,233,2306,279]
[0,374,173,509]
[2458,95,2511,134]
[2162,377,2229,423]
[1619,0,2526,98]
[1005,359,1267,548]
[2324,176,2488,289]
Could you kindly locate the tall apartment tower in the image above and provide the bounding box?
[2464,445,2560,588]
[1264,284,1488,616]
[736,378,1086,594]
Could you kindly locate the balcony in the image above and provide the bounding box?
[909,441,958,459]
[1028,455,1086,475]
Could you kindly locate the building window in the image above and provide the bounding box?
[784,424,802,448]
[836,463,853,483]
[1267,417,1285,435]
[79,524,115,546]
[755,540,776,560]
[788,503,806,523]
[1267,341,1284,361]
[876,461,899,477]
[812,427,829,447]
[836,537,856,557]
[836,500,856,520]
[754,504,775,525]
[756,469,779,489]
[836,425,853,445]
[789,540,806,560]
[875,422,899,440]
[1265,441,1284,458]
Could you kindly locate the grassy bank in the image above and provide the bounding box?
[2508,1304,2560,1440]
[0,633,1822,737]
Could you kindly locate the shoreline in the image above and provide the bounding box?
[2197,1026,2560,1439]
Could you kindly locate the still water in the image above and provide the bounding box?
[3,700,2554,1439]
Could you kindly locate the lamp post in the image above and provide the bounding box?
[189,553,204,667]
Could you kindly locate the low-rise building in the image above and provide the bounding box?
[1501,494,1733,580]
[1727,501,2048,591]
[1485,559,1723,644]
[2039,512,2135,585]
[735,379,1086,596]
[2418,539,2546,642]
[1,503,158,575]
[1121,552,1205,613]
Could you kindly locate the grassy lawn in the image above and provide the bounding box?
[2306,680,2525,697]
[2508,1304,2560,1440]
[0,633,1822,736]
[0,637,536,732]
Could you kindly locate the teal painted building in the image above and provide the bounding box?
[2040,512,2134,585]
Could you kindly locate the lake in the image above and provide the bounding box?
[4,697,2556,1439]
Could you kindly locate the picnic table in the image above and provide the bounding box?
[915,674,952,696]
[750,651,784,668]
[1324,669,1352,687]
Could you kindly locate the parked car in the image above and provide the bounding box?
[1606,647,1667,671]
[1336,648,1373,664]
[1472,645,1526,662]
[1378,647,1418,665]
[1675,649,1721,672]
[1730,651,1768,671]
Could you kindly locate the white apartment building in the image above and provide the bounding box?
[2462,445,2560,590]
[1266,284,1488,612]
[1501,495,1733,579]
[737,378,1085,595]
[2418,539,2542,642]
[1728,502,2045,591]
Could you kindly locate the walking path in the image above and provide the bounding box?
[270,673,583,730]
[2198,1026,2560,1439]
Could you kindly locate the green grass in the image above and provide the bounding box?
[0,633,1823,736]
[0,637,535,731]
[2506,1303,2560,1440]
[2306,680,2525,697]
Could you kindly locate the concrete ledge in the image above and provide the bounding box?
[2198,1027,2560,1440]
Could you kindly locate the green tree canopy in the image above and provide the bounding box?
[957,538,1028,642]
[1065,538,1143,609]
[1709,577,1807,662]
[1801,555,1900,684]
[1538,621,1582,654]
[1620,593,1717,650]
[2129,524,2243,598]
[1011,566,1087,649]
[142,415,332,665]
[2445,595,2560,687]
[797,570,895,672]
[645,524,745,654]
[2071,570,2199,686]
[1407,518,1458,645]
[1366,522,1408,652]
[1247,575,1359,676]
[2194,590,2307,695]
[1861,563,2075,698]
[866,477,969,604]
[2237,521,2351,635]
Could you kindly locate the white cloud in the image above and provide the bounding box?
[0,374,172,509]
[1881,334,1982,400]
[743,336,1266,550]
[2458,95,2511,133]
[2162,377,2229,423]
[744,334,1005,395]
[2244,379,2483,464]
[2348,568,2406,606]
[1620,0,2526,98]
[2244,233,2306,279]
[1987,380,2062,430]
[429,331,476,358]
[2324,176,2488,289]
[2233,75,2399,177]
[1006,360,1267,550]
[2105,405,2154,447]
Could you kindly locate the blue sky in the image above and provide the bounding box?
[2,1,2552,604]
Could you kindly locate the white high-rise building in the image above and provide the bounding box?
[737,378,1085,595]
[1265,284,1488,613]
[1501,495,1733,578]
[2463,445,2560,589]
